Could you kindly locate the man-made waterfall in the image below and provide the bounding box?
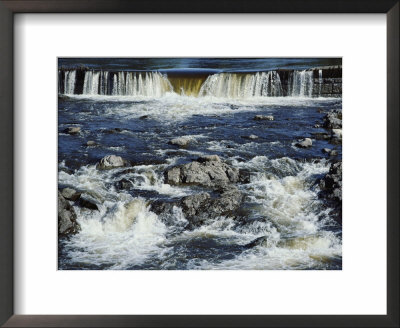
[199,71,283,98]
[63,70,76,95]
[59,69,340,98]
[289,70,314,97]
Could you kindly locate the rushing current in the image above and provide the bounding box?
[58,58,342,270]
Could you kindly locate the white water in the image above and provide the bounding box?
[199,71,283,98]
[63,70,76,94]
[290,70,314,97]
[59,156,341,270]
[60,69,320,98]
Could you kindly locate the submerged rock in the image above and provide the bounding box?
[241,134,259,140]
[295,138,313,148]
[253,115,274,121]
[165,156,239,188]
[86,140,97,147]
[58,191,80,235]
[64,126,81,135]
[96,155,127,170]
[168,137,191,147]
[61,187,81,201]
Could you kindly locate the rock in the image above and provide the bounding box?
[197,155,221,163]
[323,111,342,129]
[64,126,81,135]
[86,140,97,147]
[238,169,251,184]
[78,196,99,211]
[115,178,133,191]
[331,129,342,139]
[253,115,274,121]
[61,187,81,201]
[312,132,331,140]
[319,161,342,223]
[314,124,321,128]
[165,158,239,188]
[244,236,268,248]
[139,115,149,119]
[168,137,191,147]
[330,150,338,156]
[242,134,258,140]
[58,191,80,235]
[103,128,123,134]
[295,138,313,148]
[151,187,243,227]
[96,155,127,170]
[322,148,332,154]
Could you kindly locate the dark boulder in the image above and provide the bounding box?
[58,191,80,235]
[165,156,239,188]
[61,187,81,201]
[78,196,99,211]
[319,161,342,223]
[151,186,243,227]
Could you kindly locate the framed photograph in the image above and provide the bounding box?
[1,1,398,327]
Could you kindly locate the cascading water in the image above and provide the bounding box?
[318,69,323,97]
[59,69,325,98]
[63,70,76,95]
[290,70,314,97]
[199,71,283,98]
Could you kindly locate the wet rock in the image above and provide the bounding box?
[331,129,342,139]
[58,191,80,235]
[139,115,150,120]
[86,140,97,147]
[151,186,243,227]
[61,187,81,201]
[103,128,123,134]
[78,196,99,211]
[241,134,258,140]
[319,161,342,223]
[197,155,221,163]
[165,157,239,188]
[64,126,81,135]
[244,236,268,248]
[168,137,191,147]
[96,155,127,170]
[312,132,331,140]
[330,150,338,156]
[238,169,251,184]
[323,111,342,129]
[254,115,274,121]
[295,138,313,148]
[115,178,133,191]
[322,148,332,154]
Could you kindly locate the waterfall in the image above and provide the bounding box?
[63,70,76,95]
[318,69,323,97]
[199,71,283,98]
[290,70,314,97]
[59,69,323,98]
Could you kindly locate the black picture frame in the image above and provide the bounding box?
[0,1,398,327]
